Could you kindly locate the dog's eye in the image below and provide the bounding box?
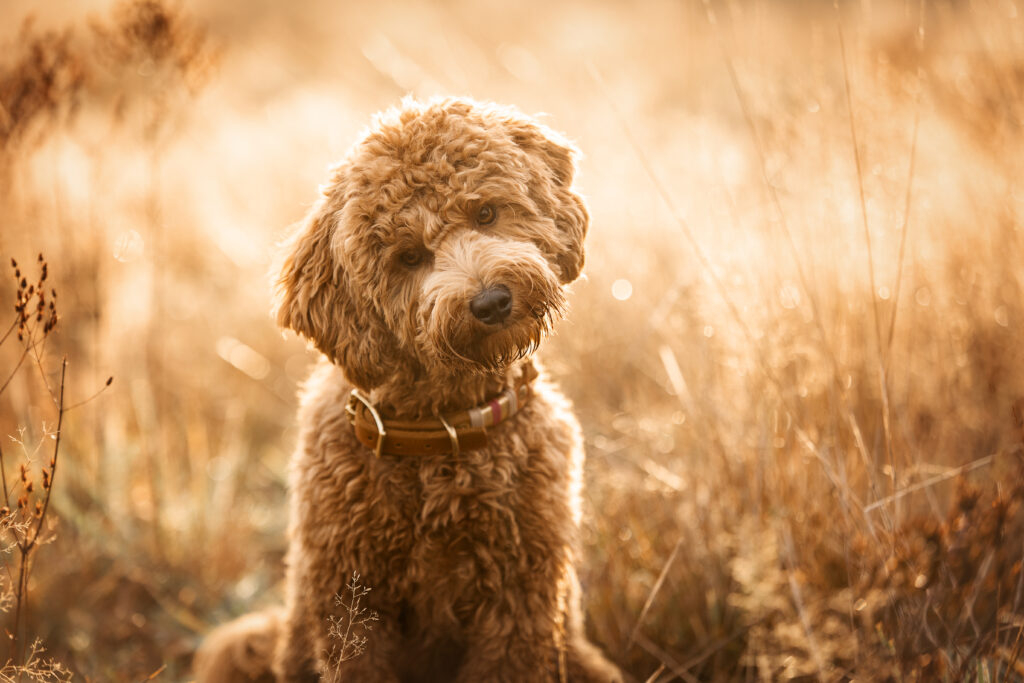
[398,249,425,268]
[476,204,497,226]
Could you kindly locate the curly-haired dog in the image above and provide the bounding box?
[195,97,622,682]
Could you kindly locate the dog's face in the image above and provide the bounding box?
[274,98,588,390]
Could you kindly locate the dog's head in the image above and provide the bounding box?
[274,98,587,390]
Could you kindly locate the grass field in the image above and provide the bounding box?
[2,0,1024,680]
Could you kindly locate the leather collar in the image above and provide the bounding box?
[345,362,539,458]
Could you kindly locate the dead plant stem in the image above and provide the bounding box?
[835,1,897,495]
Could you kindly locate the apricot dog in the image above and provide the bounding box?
[195,97,621,683]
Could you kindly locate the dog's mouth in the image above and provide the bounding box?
[422,293,566,374]
[464,301,563,370]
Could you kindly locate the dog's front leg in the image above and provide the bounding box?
[454,568,622,683]
[274,615,320,682]
[276,557,407,683]
[274,551,323,683]
[452,572,570,683]
[275,548,403,683]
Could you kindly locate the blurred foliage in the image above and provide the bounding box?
[1,0,1024,680]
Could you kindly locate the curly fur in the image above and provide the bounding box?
[195,97,621,683]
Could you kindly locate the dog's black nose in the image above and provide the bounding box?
[470,285,512,325]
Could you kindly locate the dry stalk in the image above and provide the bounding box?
[321,571,379,681]
[0,255,111,670]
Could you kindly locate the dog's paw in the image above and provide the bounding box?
[194,608,281,683]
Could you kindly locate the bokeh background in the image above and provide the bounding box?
[2,0,1024,680]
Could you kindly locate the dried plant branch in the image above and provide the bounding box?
[26,357,65,553]
[626,538,683,652]
[0,253,102,675]
[0,318,17,348]
[834,2,898,497]
[863,454,997,514]
[322,571,379,680]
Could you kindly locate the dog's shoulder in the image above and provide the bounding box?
[524,370,583,433]
[290,357,363,469]
[297,356,351,413]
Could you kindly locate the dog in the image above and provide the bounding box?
[195,97,622,683]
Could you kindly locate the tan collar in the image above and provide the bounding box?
[345,362,539,458]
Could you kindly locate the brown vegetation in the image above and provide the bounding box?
[1,0,1023,680]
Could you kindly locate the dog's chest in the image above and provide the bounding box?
[382,434,528,541]
[364,424,555,597]
[298,385,577,613]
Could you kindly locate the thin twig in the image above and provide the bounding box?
[677,620,759,673]
[28,357,66,549]
[885,0,926,356]
[11,358,65,666]
[835,1,884,361]
[13,542,28,663]
[64,376,114,412]
[29,333,57,411]
[0,441,8,505]
[0,346,30,397]
[1001,622,1024,683]
[633,631,702,683]
[863,454,997,513]
[0,317,17,347]
[140,663,167,680]
[835,0,897,494]
[643,663,666,683]
[626,538,683,652]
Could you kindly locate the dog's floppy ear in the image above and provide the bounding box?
[273,165,398,390]
[508,118,589,284]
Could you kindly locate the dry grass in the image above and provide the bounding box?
[1,0,1023,680]
[322,572,379,681]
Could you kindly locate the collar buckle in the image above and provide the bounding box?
[346,389,386,459]
[437,413,460,458]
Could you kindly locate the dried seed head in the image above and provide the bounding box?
[17,496,27,510]
[106,376,113,386]
[0,507,9,517]
[34,501,42,518]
